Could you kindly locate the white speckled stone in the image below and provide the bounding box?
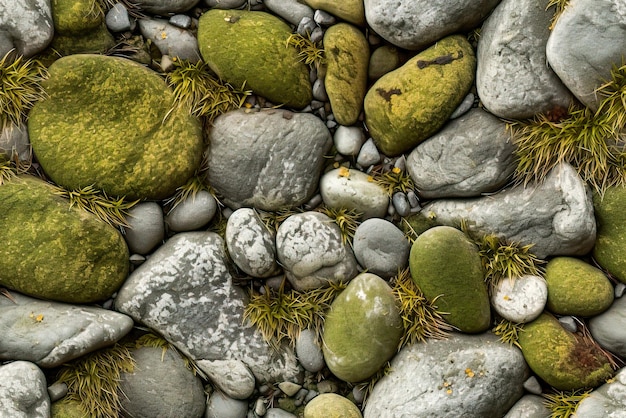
[165,190,218,232]
[197,358,256,400]
[573,367,626,417]
[320,168,388,220]
[0,361,50,418]
[490,275,548,323]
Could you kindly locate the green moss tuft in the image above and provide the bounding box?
[285,33,326,70]
[369,165,415,197]
[316,206,361,245]
[492,317,524,348]
[542,389,590,418]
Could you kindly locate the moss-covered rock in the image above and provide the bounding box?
[51,399,86,418]
[0,176,129,303]
[323,23,369,126]
[303,0,365,26]
[409,226,490,333]
[364,35,475,156]
[322,273,402,383]
[545,257,614,317]
[28,54,203,201]
[593,187,626,284]
[304,393,362,418]
[197,10,312,109]
[50,0,115,55]
[518,313,613,390]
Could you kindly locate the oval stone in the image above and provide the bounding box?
[491,275,548,324]
[304,393,362,418]
[593,186,626,284]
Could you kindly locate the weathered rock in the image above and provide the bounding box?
[0,123,30,163]
[589,296,626,358]
[198,10,312,109]
[0,361,50,418]
[353,218,409,279]
[323,273,403,382]
[135,0,200,14]
[29,54,203,201]
[364,35,475,157]
[165,191,218,232]
[304,393,362,418]
[476,0,573,119]
[303,0,365,26]
[197,359,255,400]
[409,226,491,333]
[206,109,332,211]
[491,275,548,324]
[276,212,359,291]
[124,202,165,255]
[205,391,248,418]
[0,0,53,58]
[295,329,325,373]
[364,333,528,417]
[420,163,596,259]
[334,125,365,156]
[503,395,551,418]
[0,176,128,303]
[139,19,200,63]
[594,186,626,284]
[50,0,115,55]
[364,0,500,51]
[574,367,626,417]
[406,108,516,199]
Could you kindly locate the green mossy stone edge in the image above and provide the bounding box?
[52,0,104,34]
[593,187,626,284]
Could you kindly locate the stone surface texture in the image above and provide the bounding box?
[0,361,50,418]
[0,0,53,57]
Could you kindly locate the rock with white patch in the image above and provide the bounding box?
[352,218,409,279]
[196,358,256,400]
[491,275,548,323]
[0,361,50,418]
[125,202,165,255]
[139,19,200,63]
[0,0,54,58]
[573,367,626,417]
[320,168,389,220]
[165,190,218,232]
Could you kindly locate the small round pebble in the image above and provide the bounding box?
[334,125,365,156]
[522,376,543,395]
[616,282,626,298]
[353,218,409,279]
[558,315,578,333]
[450,92,475,119]
[106,3,134,32]
[205,392,248,418]
[490,275,548,323]
[304,393,362,418]
[357,138,381,167]
[124,202,164,255]
[169,14,192,29]
[165,190,217,232]
[254,398,267,416]
[392,192,411,217]
[47,382,68,402]
[314,10,336,26]
[296,329,325,373]
[278,382,302,397]
[312,78,329,102]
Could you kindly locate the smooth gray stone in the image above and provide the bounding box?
[392,192,410,217]
[295,329,325,373]
[353,218,409,279]
[477,0,573,119]
[139,19,200,63]
[207,109,332,211]
[420,163,596,259]
[165,190,218,232]
[574,367,626,417]
[312,78,329,102]
[0,0,54,57]
[314,10,336,26]
[170,14,192,29]
[205,391,248,418]
[46,382,67,403]
[589,296,626,357]
[106,3,133,32]
[264,0,314,26]
[204,0,247,9]
[357,138,381,166]
[0,361,50,418]
[546,0,626,111]
[407,108,516,199]
[363,333,528,418]
[504,395,550,418]
[0,292,133,368]
[297,16,316,37]
[334,125,365,157]
[135,0,200,14]
[115,232,302,384]
[558,316,578,333]
[197,359,255,400]
[449,92,474,119]
[320,168,389,220]
[523,376,543,395]
[125,202,164,255]
[0,122,30,163]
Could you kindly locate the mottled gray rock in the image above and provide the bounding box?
[205,391,248,418]
[115,232,302,384]
[276,212,359,291]
[295,329,325,373]
[120,346,206,418]
[320,168,389,220]
[407,108,516,199]
[165,190,218,232]
[491,275,548,323]
[0,0,54,58]
[207,109,332,211]
[125,202,164,255]
[477,0,573,119]
[0,361,50,418]
[0,292,133,368]
[574,367,626,418]
[589,296,626,357]
[334,125,365,157]
[139,19,200,63]
[226,208,280,279]
[264,0,314,26]
[504,395,550,418]
[136,0,200,14]
[364,333,528,418]
[205,0,247,9]
[106,3,134,32]
[197,359,255,400]
[357,138,381,167]
[363,0,500,51]
[353,218,409,279]
[0,123,30,163]
[547,0,626,111]
[420,163,596,258]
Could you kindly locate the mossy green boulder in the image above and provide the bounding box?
[324,23,369,126]
[409,226,490,333]
[545,257,613,317]
[28,54,203,201]
[593,187,626,284]
[364,35,475,156]
[197,10,312,109]
[50,0,115,55]
[518,313,613,390]
[322,273,402,383]
[304,393,362,418]
[0,176,129,303]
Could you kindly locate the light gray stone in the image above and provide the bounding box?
[278,382,301,397]
[0,122,30,163]
[314,10,336,26]
[420,163,596,259]
[0,292,133,368]
[357,138,381,167]
[491,275,548,324]
[353,218,409,279]
[205,0,247,9]
[558,315,578,333]
[125,202,165,255]
[523,376,543,395]
[205,391,248,418]
[170,14,192,29]
[334,125,365,157]
[136,0,200,14]
[46,382,67,403]
[207,109,332,211]
[312,78,328,102]
[589,296,626,357]
[106,3,134,32]
[165,190,218,232]
[196,359,256,400]
[392,192,410,217]
[407,108,516,199]
[546,0,626,111]
[115,232,302,384]
[0,361,50,418]
[363,0,500,51]
[476,0,573,119]
[264,0,314,26]
[139,19,200,63]
[295,329,325,373]
[573,367,626,417]
[265,409,297,418]
[297,16,317,37]
[0,0,54,58]
[276,212,359,291]
[363,333,528,418]
[320,168,389,220]
[449,93,474,119]
[504,395,550,418]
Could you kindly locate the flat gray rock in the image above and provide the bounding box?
[589,296,626,357]
[196,358,256,400]
[264,0,314,26]
[574,367,626,417]
[0,0,54,57]
[0,361,50,418]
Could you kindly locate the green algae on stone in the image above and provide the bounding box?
[50,0,115,55]
[0,176,129,303]
[197,9,312,109]
[369,45,404,81]
[304,393,362,418]
[28,54,203,201]
[593,187,626,284]
[364,35,476,157]
[545,257,614,317]
[303,0,366,26]
[518,313,613,390]
[50,399,86,418]
[409,226,490,333]
[322,273,402,383]
[323,23,369,126]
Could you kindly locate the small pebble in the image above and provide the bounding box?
[558,315,578,333]
[106,3,134,32]
[101,298,114,310]
[357,138,381,166]
[297,16,316,37]
[450,93,475,119]
[205,392,248,418]
[265,275,286,291]
[129,254,146,265]
[165,190,217,232]
[352,386,366,404]
[265,408,296,418]
[334,125,365,156]
[295,388,308,402]
[326,120,337,129]
[304,194,323,210]
[47,382,68,402]
[254,398,267,416]
[316,380,338,394]
[169,14,192,29]
[523,376,543,395]
[394,155,407,172]
[312,78,328,102]
[616,282,626,298]
[310,26,324,43]
[314,10,336,26]
[124,202,164,255]
[310,100,325,110]
[392,192,411,217]
[407,190,420,208]
[387,202,396,217]
[160,54,175,72]
[278,382,302,397]
[304,390,319,403]
[296,329,325,373]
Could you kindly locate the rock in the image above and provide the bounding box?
[139,19,200,63]
[50,0,115,55]
[419,163,596,259]
[319,168,389,220]
[504,395,551,418]
[364,333,528,417]
[0,0,54,57]
[523,376,543,395]
[226,208,281,279]
[0,176,128,303]
[368,45,403,80]
[169,14,192,29]
[589,296,626,358]
[356,138,381,167]
[364,0,500,51]
[47,382,67,402]
[409,226,491,333]
[406,108,516,199]
[264,0,314,26]
[304,393,362,418]
[334,125,365,157]
[574,367,626,417]
[518,313,613,390]
[314,10,335,26]
[196,359,255,400]
[29,54,203,201]
[0,292,133,368]
[125,202,164,255]
[303,0,365,26]
[593,186,626,284]
[198,9,312,109]
[312,79,328,102]
[546,0,626,111]
[278,382,301,397]
[205,391,248,418]
[206,109,332,211]
[50,399,85,417]
[449,92,475,119]
[205,0,246,9]
[105,3,134,32]
[295,329,325,373]
[0,361,50,418]
[491,275,548,324]
[115,232,302,384]
[545,257,614,317]
[364,35,476,157]
[323,23,369,125]
[0,123,30,163]
[476,0,573,119]
[392,192,410,217]
[353,218,409,279]
[322,273,403,382]
[135,0,200,14]
[166,191,218,232]
[266,409,297,418]
[276,212,359,291]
